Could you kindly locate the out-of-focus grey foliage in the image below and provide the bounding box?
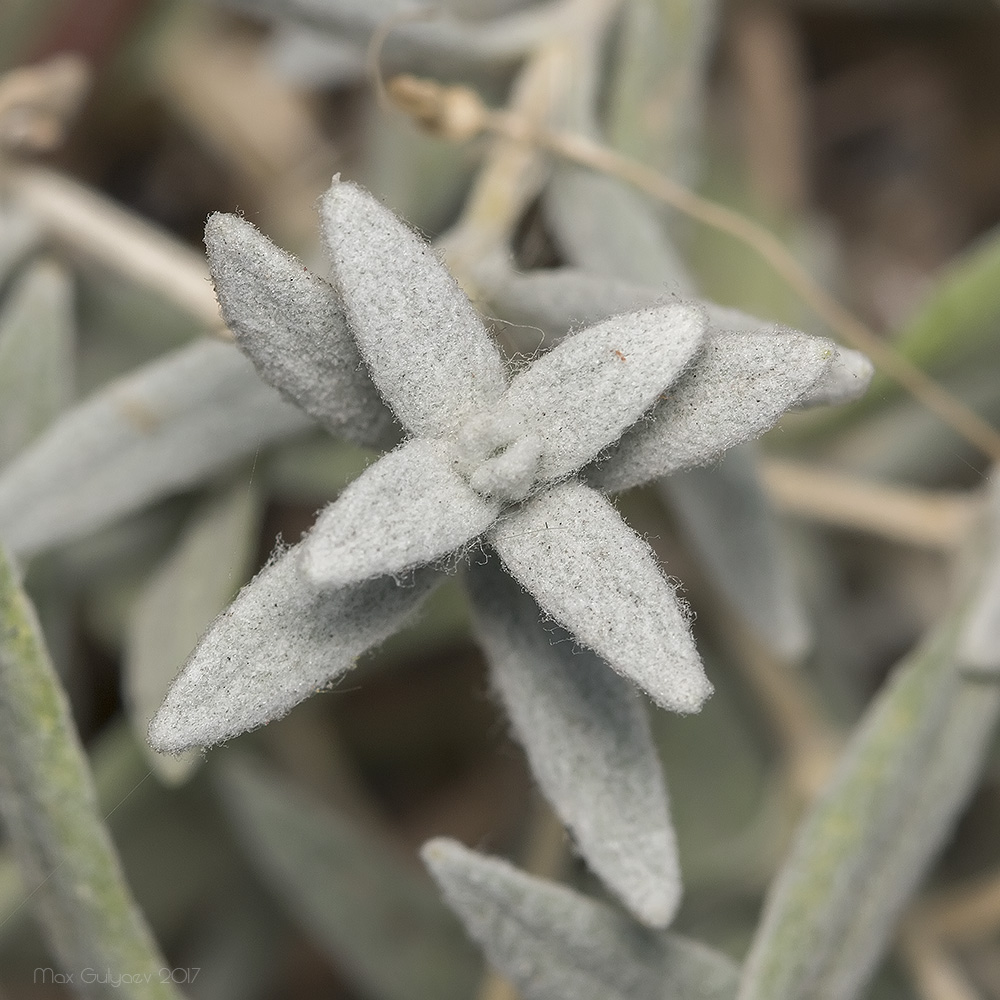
[217,757,482,1000]
[423,837,739,1000]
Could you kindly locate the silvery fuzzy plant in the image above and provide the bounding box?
[148,176,872,928]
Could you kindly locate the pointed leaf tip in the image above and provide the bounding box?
[319,179,508,439]
[204,211,398,449]
[490,481,712,714]
[422,838,739,1000]
[590,330,837,492]
[494,302,707,484]
[467,559,681,925]
[149,544,439,752]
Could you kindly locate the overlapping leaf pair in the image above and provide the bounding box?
[149,177,870,925]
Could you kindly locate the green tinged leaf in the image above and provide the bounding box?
[124,480,263,783]
[884,226,1000,387]
[0,545,179,999]
[217,757,481,1000]
[738,480,1000,1000]
[423,837,739,1000]
[604,0,718,178]
[0,258,75,465]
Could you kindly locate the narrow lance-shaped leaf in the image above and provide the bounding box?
[204,212,399,450]
[218,757,481,1000]
[423,838,739,1000]
[488,303,706,485]
[0,258,75,465]
[589,330,839,494]
[738,475,1000,1000]
[0,545,181,1000]
[489,480,712,714]
[466,558,681,927]
[148,542,442,752]
[659,446,810,660]
[125,479,263,783]
[320,179,509,439]
[301,438,499,588]
[0,338,312,556]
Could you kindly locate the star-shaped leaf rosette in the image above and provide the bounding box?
[149,178,871,927]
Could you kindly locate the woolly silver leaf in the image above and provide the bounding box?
[794,346,874,407]
[0,339,311,556]
[320,179,508,438]
[148,542,441,752]
[493,302,706,483]
[489,480,711,714]
[589,330,837,493]
[205,212,398,449]
[423,838,739,1000]
[466,559,680,926]
[301,438,499,588]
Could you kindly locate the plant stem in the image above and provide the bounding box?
[760,459,976,552]
[1,164,227,335]
[0,545,182,1000]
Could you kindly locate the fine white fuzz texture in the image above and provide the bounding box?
[320,179,508,439]
[467,560,681,927]
[205,213,398,449]
[589,331,837,493]
[148,544,439,752]
[795,346,875,407]
[493,303,706,483]
[489,480,712,714]
[302,438,499,587]
[422,838,740,1000]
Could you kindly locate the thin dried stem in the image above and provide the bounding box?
[761,459,977,552]
[387,76,1000,465]
[2,165,228,336]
